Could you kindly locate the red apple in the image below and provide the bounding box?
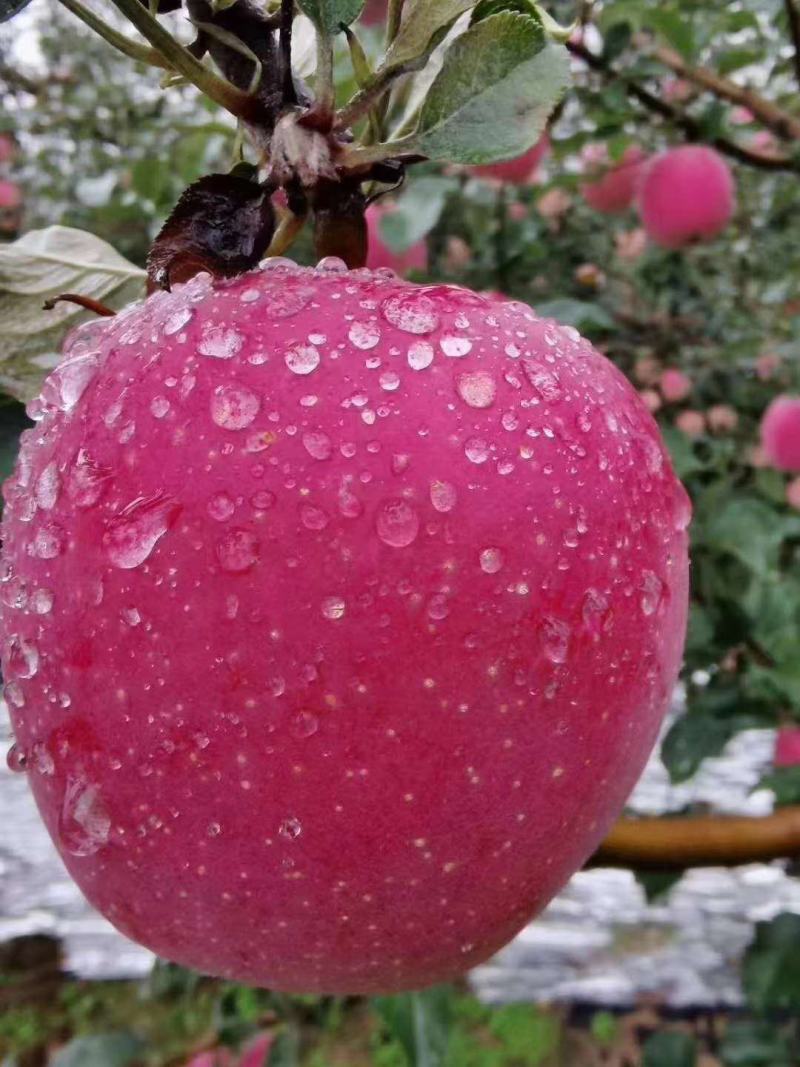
[774,727,800,767]
[580,145,647,214]
[638,146,735,249]
[366,203,428,276]
[760,395,800,472]
[0,179,22,209]
[1,261,689,994]
[0,133,16,165]
[361,0,384,26]
[659,369,692,404]
[474,135,550,185]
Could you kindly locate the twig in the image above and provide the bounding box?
[567,39,800,173]
[280,0,296,105]
[42,294,117,316]
[652,41,800,142]
[57,0,169,70]
[785,0,800,93]
[593,808,800,870]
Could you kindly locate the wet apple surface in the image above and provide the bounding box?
[1,261,689,992]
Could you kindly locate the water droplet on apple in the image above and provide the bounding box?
[376,499,419,548]
[211,384,260,430]
[104,495,180,569]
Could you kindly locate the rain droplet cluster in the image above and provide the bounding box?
[0,260,690,993]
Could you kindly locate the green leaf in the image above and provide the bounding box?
[297,0,365,35]
[379,176,457,252]
[590,1010,618,1045]
[702,496,797,577]
[636,870,683,903]
[375,986,454,1067]
[759,766,800,807]
[602,22,632,63]
[408,12,569,165]
[718,1021,792,1066]
[0,226,145,402]
[535,298,614,332]
[646,10,694,59]
[661,686,764,783]
[50,1033,144,1067]
[385,0,476,71]
[267,1025,301,1067]
[0,0,34,21]
[471,0,536,22]
[642,1031,696,1067]
[743,913,800,1013]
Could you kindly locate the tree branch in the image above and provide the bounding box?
[0,60,43,95]
[785,0,800,93]
[652,41,800,142]
[567,40,800,173]
[594,808,800,871]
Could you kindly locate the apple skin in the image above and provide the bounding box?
[366,203,428,276]
[638,146,735,249]
[761,395,800,472]
[0,179,22,209]
[1,262,690,994]
[581,145,647,214]
[474,135,550,185]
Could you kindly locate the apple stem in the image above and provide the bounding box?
[42,294,117,317]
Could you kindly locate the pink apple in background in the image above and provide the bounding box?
[675,410,707,437]
[184,1052,234,1067]
[760,395,800,471]
[749,130,778,154]
[581,145,648,214]
[474,134,550,185]
[774,727,800,766]
[366,202,428,276]
[638,146,735,248]
[615,228,648,262]
[238,1034,274,1067]
[660,368,692,403]
[0,179,22,209]
[663,78,692,103]
[639,389,662,414]
[361,0,384,25]
[756,352,781,380]
[537,187,572,222]
[0,133,15,164]
[1,262,689,994]
[707,404,739,434]
[731,107,754,125]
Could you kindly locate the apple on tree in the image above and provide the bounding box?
[637,145,735,248]
[473,134,549,184]
[366,202,428,276]
[580,144,647,214]
[0,0,690,994]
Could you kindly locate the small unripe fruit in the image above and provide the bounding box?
[474,135,549,185]
[760,395,800,471]
[675,410,706,437]
[581,145,647,214]
[638,147,735,249]
[366,203,428,277]
[659,369,692,403]
[1,262,689,993]
[0,179,22,209]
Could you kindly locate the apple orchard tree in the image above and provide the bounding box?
[2,0,800,1017]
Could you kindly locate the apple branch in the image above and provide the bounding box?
[785,0,800,93]
[651,41,800,142]
[567,39,800,174]
[594,808,800,871]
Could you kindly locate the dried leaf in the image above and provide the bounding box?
[147,172,275,290]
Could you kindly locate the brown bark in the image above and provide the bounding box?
[593,808,800,870]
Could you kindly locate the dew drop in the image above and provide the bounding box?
[121,606,141,627]
[198,325,243,359]
[427,594,450,620]
[349,321,381,349]
[293,711,319,738]
[211,384,260,430]
[251,490,276,511]
[60,778,110,856]
[379,371,401,392]
[321,595,346,620]
[539,616,570,664]
[68,449,111,508]
[35,463,60,511]
[163,306,194,335]
[457,371,496,409]
[582,588,610,637]
[208,492,236,522]
[407,340,434,370]
[430,480,457,513]
[640,570,665,616]
[285,344,320,375]
[4,681,24,708]
[301,504,330,531]
[338,483,363,518]
[302,430,333,461]
[479,547,504,574]
[279,816,302,840]
[522,360,561,402]
[6,743,27,774]
[33,524,64,559]
[104,494,180,569]
[464,438,490,464]
[5,634,39,678]
[440,334,473,358]
[40,353,99,414]
[31,587,54,614]
[150,395,171,419]
[216,528,260,573]
[391,453,410,475]
[376,499,420,548]
[382,292,440,334]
